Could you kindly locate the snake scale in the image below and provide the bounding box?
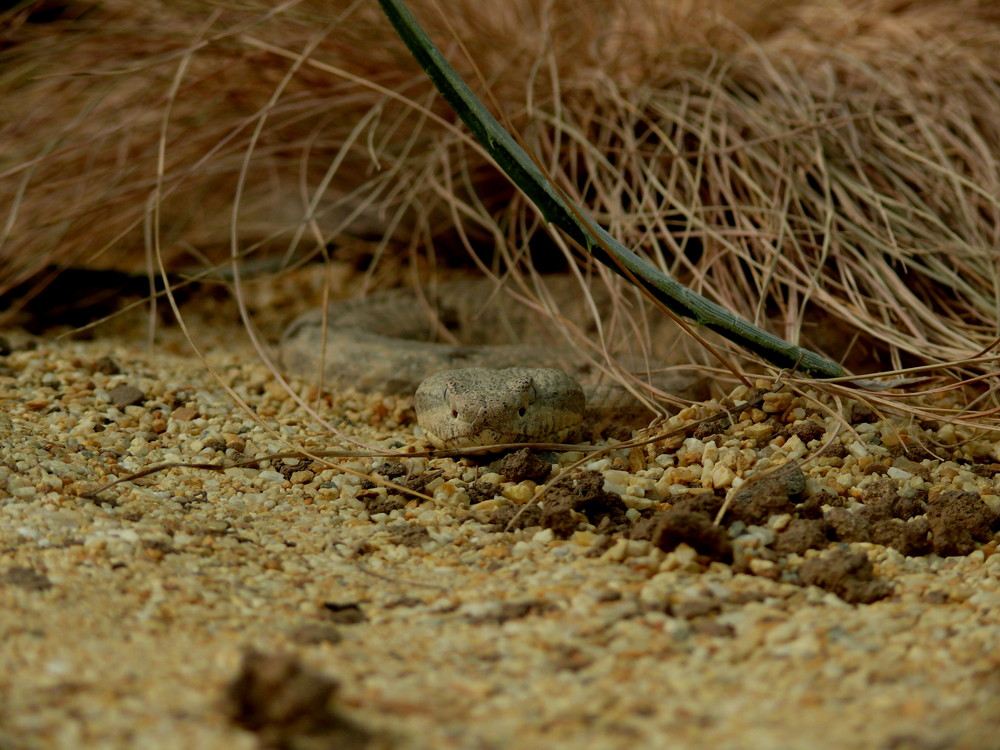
[280,276,711,448]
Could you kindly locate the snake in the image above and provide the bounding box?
[279,276,711,449]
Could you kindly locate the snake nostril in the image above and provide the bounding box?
[451,409,459,419]
[517,407,527,418]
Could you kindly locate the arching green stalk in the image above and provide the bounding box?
[376,0,846,378]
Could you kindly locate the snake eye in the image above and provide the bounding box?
[516,380,534,419]
[443,381,461,419]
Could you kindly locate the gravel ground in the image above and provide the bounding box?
[1,294,999,750]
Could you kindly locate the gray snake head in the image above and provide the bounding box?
[414,367,585,450]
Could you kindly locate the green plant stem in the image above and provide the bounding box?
[376,0,846,378]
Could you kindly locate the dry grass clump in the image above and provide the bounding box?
[2,0,1000,408]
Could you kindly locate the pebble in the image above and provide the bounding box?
[502,481,536,504]
[256,470,286,484]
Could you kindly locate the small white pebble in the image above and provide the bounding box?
[846,440,869,458]
[604,482,627,497]
[783,435,807,459]
[659,543,698,571]
[571,531,601,547]
[762,392,792,413]
[770,513,792,531]
[601,538,630,562]
[502,481,536,504]
[709,464,735,489]
[604,470,630,487]
[532,528,555,545]
[702,441,719,465]
[290,470,315,484]
[682,437,706,456]
[511,541,535,558]
[622,496,654,511]
[433,480,469,506]
[749,558,779,578]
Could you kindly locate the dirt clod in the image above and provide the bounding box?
[540,471,628,537]
[374,461,407,480]
[320,602,366,625]
[467,600,549,624]
[774,519,830,555]
[858,479,927,523]
[729,478,796,525]
[468,480,500,504]
[825,507,872,544]
[497,448,552,483]
[670,492,724,518]
[403,472,436,494]
[94,355,120,374]
[487,504,542,531]
[363,494,408,516]
[392,524,431,548]
[782,420,826,443]
[224,650,370,749]
[0,566,52,591]
[850,402,878,424]
[633,509,731,561]
[799,550,892,604]
[870,518,931,557]
[927,490,999,556]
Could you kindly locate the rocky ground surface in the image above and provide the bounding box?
[1,275,999,750]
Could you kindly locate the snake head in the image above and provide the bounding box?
[415,367,585,450]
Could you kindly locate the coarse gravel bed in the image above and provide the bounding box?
[1,313,999,750]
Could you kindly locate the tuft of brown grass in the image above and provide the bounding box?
[3,0,1000,427]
